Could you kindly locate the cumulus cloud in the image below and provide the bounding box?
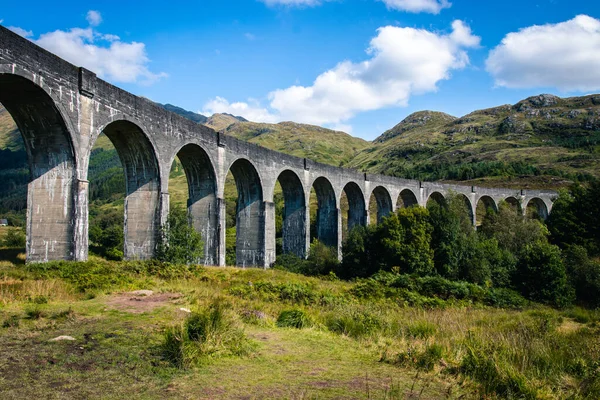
[8,26,33,38]
[86,10,102,27]
[380,0,451,14]
[202,97,280,123]
[203,21,479,128]
[486,15,600,91]
[259,0,322,6]
[32,11,166,85]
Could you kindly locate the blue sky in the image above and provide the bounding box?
[2,0,600,140]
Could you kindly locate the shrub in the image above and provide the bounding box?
[514,241,575,308]
[1,228,26,248]
[405,321,437,339]
[162,300,252,368]
[325,308,383,338]
[276,309,312,329]
[156,205,204,265]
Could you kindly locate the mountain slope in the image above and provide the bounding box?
[348,94,600,188]
[221,121,369,166]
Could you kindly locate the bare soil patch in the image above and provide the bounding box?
[104,291,182,313]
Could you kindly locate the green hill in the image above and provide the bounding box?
[221,121,369,166]
[348,94,600,189]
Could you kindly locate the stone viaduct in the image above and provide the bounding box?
[0,26,557,266]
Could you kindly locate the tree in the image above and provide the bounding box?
[156,206,204,265]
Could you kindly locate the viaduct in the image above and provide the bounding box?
[0,26,557,266]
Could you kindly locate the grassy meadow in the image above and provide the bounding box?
[0,245,599,399]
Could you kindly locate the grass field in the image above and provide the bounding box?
[0,248,599,399]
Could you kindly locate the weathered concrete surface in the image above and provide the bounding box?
[0,25,558,267]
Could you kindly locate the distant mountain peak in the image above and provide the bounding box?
[374,111,456,143]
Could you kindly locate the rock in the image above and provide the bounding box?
[129,290,154,297]
[179,308,192,313]
[49,335,75,342]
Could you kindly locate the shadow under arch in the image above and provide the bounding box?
[398,188,419,209]
[526,197,549,220]
[96,119,162,260]
[311,177,338,249]
[276,170,306,258]
[504,196,523,215]
[342,182,366,235]
[426,191,446,207]
[476,195,498,226]
[370,186,393,224]
[175,143,218,265]
[228,158,264,267]
[0,73,78,262]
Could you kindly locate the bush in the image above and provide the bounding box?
[156,205,204,265]
[162,299,252,368]
[1,228,25,248]
[325,308,383,338]
[276,309,312,329]
[514,241,575,308]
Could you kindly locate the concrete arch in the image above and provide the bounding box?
[455,193,475,225]
[426,191,446,206]
[504,196,523,214]
[276,170,307,258]
[526,197,549,220]
[175,143,219,265]
[98,119,162,260]
[397,188,419,209]
[228,158,265,267]
[370,186,393,224]
[311,176,338,249]
[475,195,498,226]
[0,72,79,262]
[342,181,367,232]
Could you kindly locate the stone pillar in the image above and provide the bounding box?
[304,205,311,258]
[26,164,76,263]
[236,198,265,268]
[189,194,219,266]
[336,207,343,261]
[73,179,89,261]
[123,184,161,260]
[282,200,307,259]
[263,201,276,268]
[217,197,227,266]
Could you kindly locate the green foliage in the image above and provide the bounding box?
[276,309,312,329]
[325,308,383,338]
[89,207,124,260]
[0,228,25,248]
[514,241,575,308]
[274,240,340,277]
[156,205,204,265]
[547,182,600,257]
[162,299,252,368]
[563,245,600,308]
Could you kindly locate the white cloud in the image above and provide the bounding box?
[202,97,280,123]
[86,10,102,27]
[203,20,479,128]
[380,0,451,14]
[8,26,33,38]
[486,15,600,91]
[331,123,353,133]
[34,21,166,85]
[259,0,322,7]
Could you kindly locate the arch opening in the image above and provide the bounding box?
[228,159,264,267]
[0,74,77,262]
[342,182,366,239]
[475,196,497,226]
[97,120,161,260]
[311,177,337,249]
[456,193,475,226]
[426,191,446,208]
[276,170,306,258]
[526,198,549,220]
[397,189,418,209]
[172,144,218,265]
[505,196,522,215]
[370,186,393,225]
